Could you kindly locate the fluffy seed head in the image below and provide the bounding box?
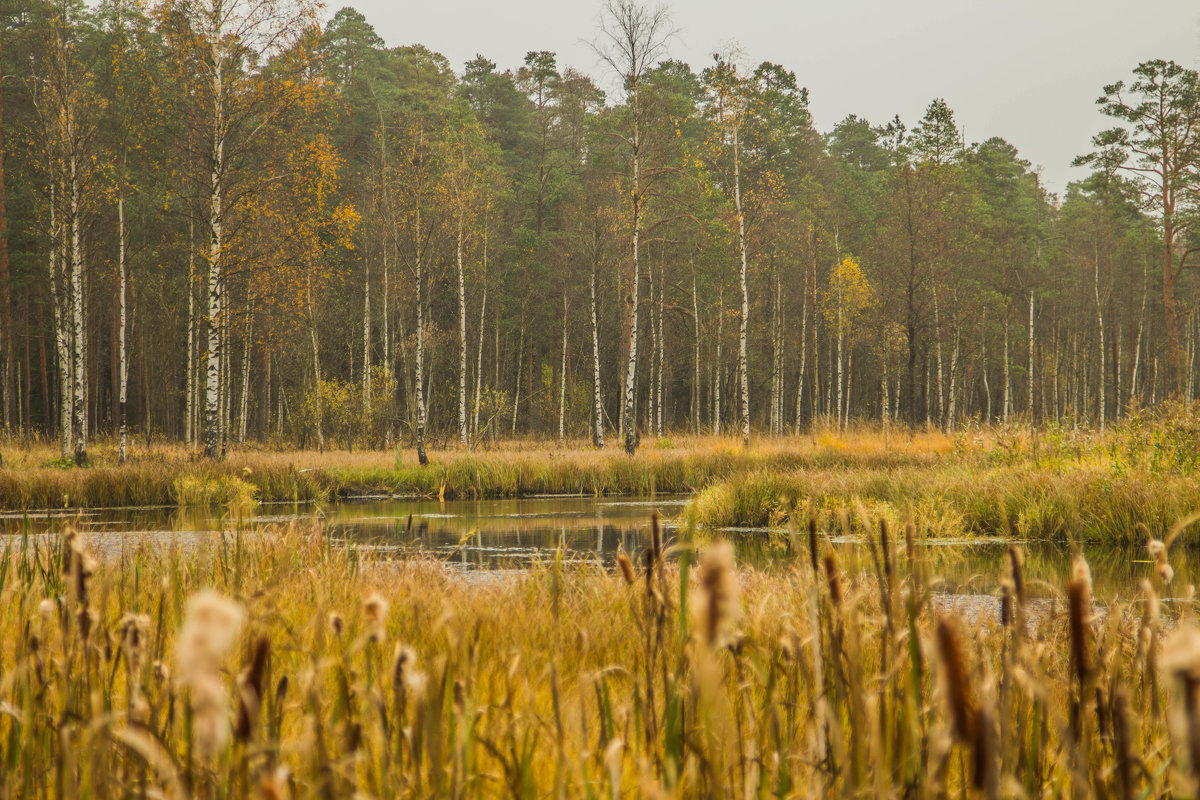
[696,542,741,647]
[363,594,389,642]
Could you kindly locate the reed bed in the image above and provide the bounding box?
[686,462,1200,543]
[0,433,953,510]
[0,514,1198,798]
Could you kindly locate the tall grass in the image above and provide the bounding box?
[0,435,947,511]
[687,462,1200,542]
[0,513,1196,796]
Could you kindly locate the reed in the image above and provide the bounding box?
[0,509,1198,795]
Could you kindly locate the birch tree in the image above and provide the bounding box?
[171,0,317,458]
[595,0,672,455]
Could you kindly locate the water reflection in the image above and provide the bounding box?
[0,495,1192,597]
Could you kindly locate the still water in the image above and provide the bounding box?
[0,494,1188,598]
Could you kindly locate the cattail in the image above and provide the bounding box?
[1067,575,1091,686]
[1150,539,1175,584]
[1161,625,1200,789]
[328,612,344,637]
[363,593,389,643]
[650,512,662,565]
[37,599,56,625]
[695,542,741,647]
[67,536,97,642]
[61,529,77,575]
[190,673,230,757]
[999,582,1012,627]
[1072,554,1093,593]
[823,553,842,607]
[1113,688,1134,800]
[642,548,654,594]
[176,590,244,672]
[1007,545,1025,604]
[904,521,916,563]
[879,519,893,581]
[174,590,245,758]
[117,613,151,676]
[392,645,425,721]
[808,518,819,574]
[453,679,465,713]
[260,766,293,800]
[405,513,413,534]
[972,700,997,793]
[615,552,635,585]
[936,616,978,744]
[234,635,270,743]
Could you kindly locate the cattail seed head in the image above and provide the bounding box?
[695,542,741,647]
[118,613,151,676]
[328,612,344,637]
[1007,545,1025,604]
[807,518,819,573]
[363,594,389,643]
[904,522,916,562]
[176,591,244,676]
[174,590,245,759]
[880,519,893,580]
[616,552,635,585]
[936,616,978,744]
[650,513,662,565]
[234,636,270,743]
[1067,576,1092,686]
[823,552,842,606]
[260,766,292,800]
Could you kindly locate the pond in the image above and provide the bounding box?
[0,494,1186,601]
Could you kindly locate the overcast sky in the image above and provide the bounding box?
[338,0,1200,195]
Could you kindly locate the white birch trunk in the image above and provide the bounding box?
[186,216,195,447]
[734,124,750,447]
[591,257,604,448]
[69,151,86,464]
[1003,315,1011,422]
[238,305,251,443]
[714,295,723,436]
[118,193,127,463]
[1027,290,1035,420]
[48,183,71,458]
[414,226,427,465]
[692,266,700,434]
[621,97,642,455]
[1094,247,1105,428]
[203,48,225,459]
[511,306,524,437]
[795,274,808,435]
[363,247,371,417]
[456,207,467,444]
[559,290,568,444]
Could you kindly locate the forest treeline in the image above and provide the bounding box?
[2,0,1199,461]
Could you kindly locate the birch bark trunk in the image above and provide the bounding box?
[118,193,127,463]
[591,252,604,448]
[559,290,568,444]
[203,45,225,459]
[734,123,750,447]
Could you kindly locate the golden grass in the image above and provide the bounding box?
[0,430,962,510]
[0,515,1196,798]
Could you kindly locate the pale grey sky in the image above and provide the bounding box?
[339,0,1200,195]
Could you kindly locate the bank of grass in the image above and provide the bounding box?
[1,514,1194,797]
[0,431,955,510]
[686,461,1200,543]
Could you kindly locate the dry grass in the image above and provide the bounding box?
[0,429,961,511]
[0,513,1196,798]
